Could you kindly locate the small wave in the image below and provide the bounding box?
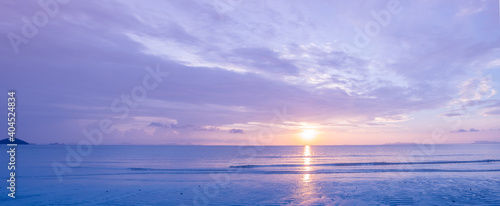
[128,168,230,172]
[229,159,500,168]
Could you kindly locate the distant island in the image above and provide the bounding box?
[0,138,30,145]
[49,142,65,145]
[473,141,500,144]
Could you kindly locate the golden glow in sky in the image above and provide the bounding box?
[299,129,318,141]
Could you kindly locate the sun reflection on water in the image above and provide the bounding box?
[295,145,331,204]
[303,145,312,182]
[302,173,310,182]
[304,145,311,156]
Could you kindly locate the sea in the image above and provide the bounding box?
[0,144,499,205]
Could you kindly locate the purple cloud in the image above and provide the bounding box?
[229,129,245,134]
[441,113,463,117]
[469,128,480,132]
[483,109,500,116]
[452,128,480,133]
[193,126,219,132]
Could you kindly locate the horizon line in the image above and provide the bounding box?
[7,142,500,146]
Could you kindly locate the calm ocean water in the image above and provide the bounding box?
[1,144,499,205]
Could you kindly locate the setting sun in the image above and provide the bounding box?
[299,129,318,141]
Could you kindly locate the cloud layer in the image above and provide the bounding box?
[1,0,499,145]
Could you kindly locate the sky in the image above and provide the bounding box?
[1,0,500,145]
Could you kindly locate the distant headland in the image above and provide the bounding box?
[473,141,500,144]
[0,138,30,145]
